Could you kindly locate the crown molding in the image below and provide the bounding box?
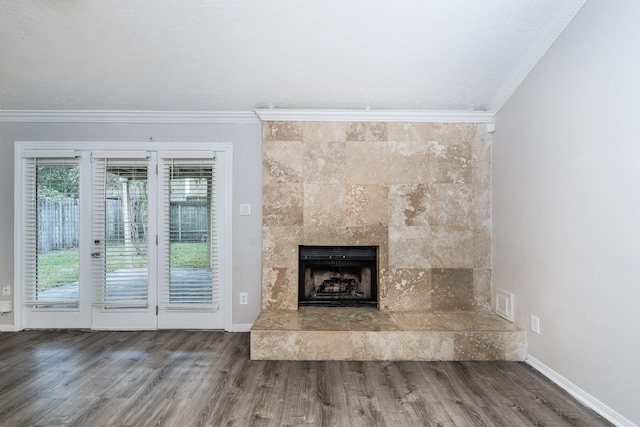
[255,109,494,123]
[488,0,588,113]
[0,110,261,124]
[0,109,497,126]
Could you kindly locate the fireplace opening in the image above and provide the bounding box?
[298,245,378,307]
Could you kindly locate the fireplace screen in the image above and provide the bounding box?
[298,245,377,307]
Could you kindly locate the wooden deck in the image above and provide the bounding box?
[0,330,612,426]
[36,268,212,306]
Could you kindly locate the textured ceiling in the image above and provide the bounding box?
[0,0,585,113]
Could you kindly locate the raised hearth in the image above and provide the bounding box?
[250,308,526,361]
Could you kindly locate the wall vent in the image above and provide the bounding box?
[494,289,514,322]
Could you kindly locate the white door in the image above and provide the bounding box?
[156,152,226,329]
[17,143,231,331]
[18,151,92,329]
[90,152,158,330]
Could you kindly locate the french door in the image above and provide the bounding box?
[16,143,231,331]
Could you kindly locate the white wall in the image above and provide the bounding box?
[0,121,263,329]
[493,0,640,424]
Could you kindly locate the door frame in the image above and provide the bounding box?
[14,141,234,331]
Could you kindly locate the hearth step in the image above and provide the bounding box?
[250,308,526,361]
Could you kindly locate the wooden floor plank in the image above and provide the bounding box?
[0,330,614,427]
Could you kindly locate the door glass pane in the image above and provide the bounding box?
[36,164,80,307]
[103,163,149,307]
[169,165,213,305]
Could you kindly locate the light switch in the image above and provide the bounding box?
[239,204,251,216]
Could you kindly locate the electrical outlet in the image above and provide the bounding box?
[530,315,540,334]
[239,292,248,305]
[1,284,10,297]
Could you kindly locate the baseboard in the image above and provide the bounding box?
[0,324,16,332]
[229,323,252,332]
[526,355,637,427]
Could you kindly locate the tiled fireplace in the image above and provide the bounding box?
[253,120,526,361]
[261,121,492,311]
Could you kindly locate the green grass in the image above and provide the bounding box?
[37,242,209,288]
[171,242,209,268]
[37,247,80,288]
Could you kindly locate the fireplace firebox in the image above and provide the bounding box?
[298,245,378,307]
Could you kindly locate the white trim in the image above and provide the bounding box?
[0,109,496,124]
[255,109,494,123]
[21,149,80,158]
[0,323,16,332]
[230,323,253,332]
[91,150,150,159]
[158,151,215,159]
[220,146,234,333]
[526,355,637,427]
[488,0,588,113]
[0,110,260,124]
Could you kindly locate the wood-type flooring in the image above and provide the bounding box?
[0,330,612,426]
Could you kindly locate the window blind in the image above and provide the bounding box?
[158,153,218,310]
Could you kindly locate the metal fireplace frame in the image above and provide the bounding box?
[298,245,378,307]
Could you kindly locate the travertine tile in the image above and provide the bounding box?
[302,226,348,246]
[473,269,492,311]
[388,141,430,184]
[348,308,401,331]
[263,121,303,142]
[252,310,303,331]
[345,141,389,184]
[298,331,353,360]
[344,226,388,248]
[504,331,528,361]
[262,267,297,310]
[388,184,429,227]
[473,227,491,269]
[413,123,477,146]
[453,332,505,360]
[303,183,345,226]
[388,226,430,269]
[386,122,420,142]
[427,184,472,228]
[263,140,303,185]
[437,311,518,331]
[250,309,526,361]
[431,268,474,311]
[301,121,348,143]
[346,122,388,141]
[263,182,304,226]
[380,269,431,311]
[428,139,472,185]
[345,184,389,226]
[471,124,492,195]
[428,227,474,268]
[250,331,301,360]
[301,308,351,331]
[391,312,451,331]
[262,226,302,268]
[352,331,455,361]
[303,140,345,184]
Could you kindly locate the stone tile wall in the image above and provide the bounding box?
[262,121,492,312]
